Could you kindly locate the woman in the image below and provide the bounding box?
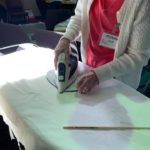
[54,0,150,94]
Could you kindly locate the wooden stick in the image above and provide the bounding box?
[63,126,150,130]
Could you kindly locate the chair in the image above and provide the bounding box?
[34,29,81,61]
[6,0,28,24]
[0,23,30,54]
[34,29,62,49]
[19,22,46,43]
[45,9,72,31]
[0,4,7,22]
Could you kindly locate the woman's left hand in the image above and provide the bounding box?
[76,70,99,94]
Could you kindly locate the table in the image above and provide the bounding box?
[0,43,150,150]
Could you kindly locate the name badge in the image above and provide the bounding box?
[99,33,118,49]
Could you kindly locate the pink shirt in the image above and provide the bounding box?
[86,0,124,68]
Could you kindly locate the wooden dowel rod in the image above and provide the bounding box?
[63,126,150,130]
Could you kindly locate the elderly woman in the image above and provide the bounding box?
[54,0,150,94]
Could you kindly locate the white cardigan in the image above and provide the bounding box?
[64,0,150,89]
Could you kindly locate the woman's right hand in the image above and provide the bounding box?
[54,38,70,69]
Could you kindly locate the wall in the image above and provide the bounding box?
[21,0,40,16]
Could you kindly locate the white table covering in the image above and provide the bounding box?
[0,43,150,150]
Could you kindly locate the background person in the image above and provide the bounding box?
[0,0,7,22]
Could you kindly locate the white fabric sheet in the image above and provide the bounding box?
[0,43,150,150]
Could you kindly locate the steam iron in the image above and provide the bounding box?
[47,43,79,93]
